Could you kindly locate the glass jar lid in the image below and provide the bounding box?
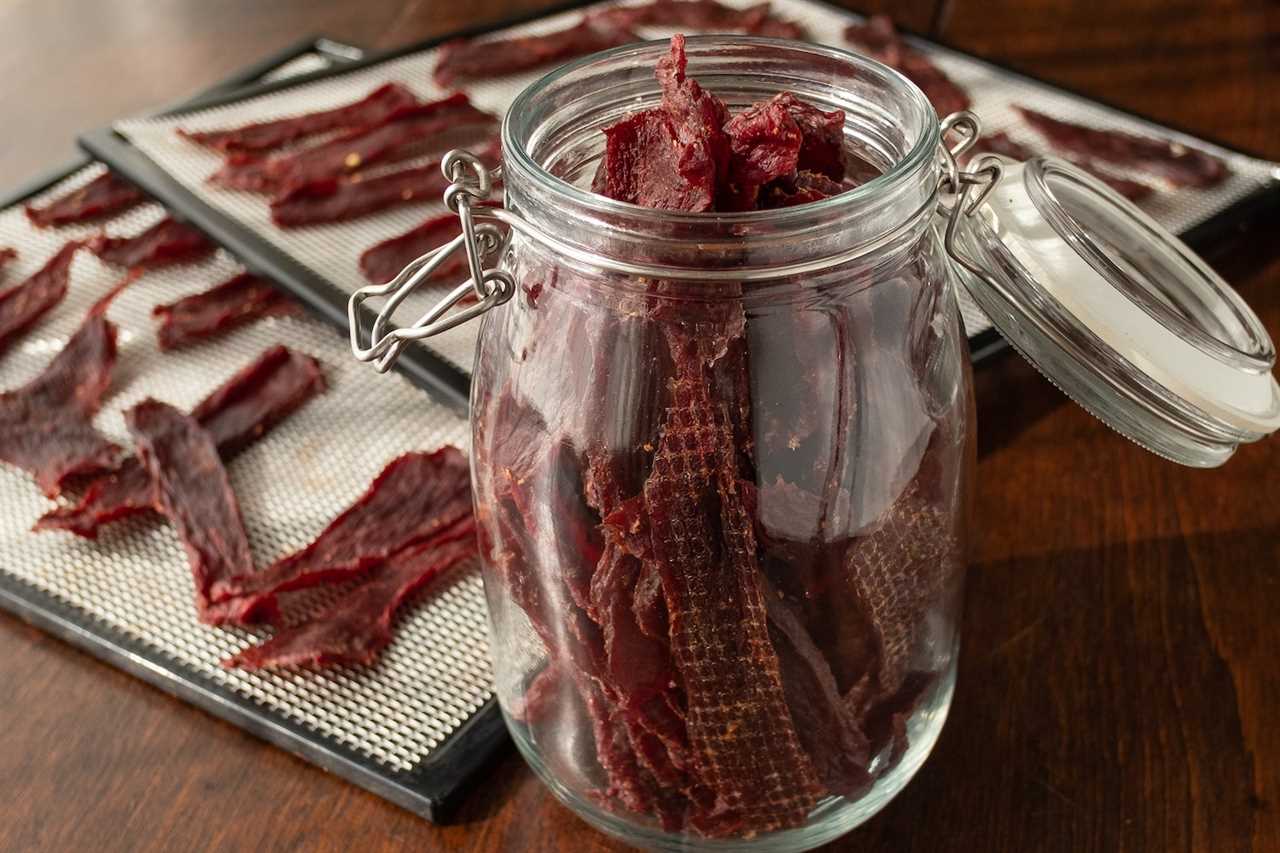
[948,154,1280,467]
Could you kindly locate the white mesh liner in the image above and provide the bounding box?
[113,0,1280,360]
[0,165,492,773]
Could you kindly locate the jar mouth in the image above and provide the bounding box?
[502,35,941,229]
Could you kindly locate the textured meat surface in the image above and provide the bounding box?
[225,521,476,670]
[844,15,970,116]
[0,242,80,356]
[593,0,806,39]
[179,83,420,154]
[721,96,803,211]
[433,18,638,86]
[126,399,255,625]
[212,447,473,622]
[91,217,213,269]
[968,132,1154,201]
[24,172,145,228]
[358,213,465,284]
[36,346,325,537]
[0,310,122,496]
[152,273,297,350]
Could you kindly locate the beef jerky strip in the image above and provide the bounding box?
[0,289,127,497]
[845,15,970,117]
[270,138,501,228]
[433,18,638,87]
[0,242,80,356]
[1016,107,1227,188]
[968,131,1154,201]
[719,93,846,210]
[0,248,15,275]
[91,217,214,269]
[126,400,255,625]
[211,447,473,623]
[592,0,806,39]
[224,519,475,670]
[152,273,298,351]
[210,95,495,193]
[179,82,419,154]
[358,213,465,284]
[24,172,146,228]
[36,345,325,537]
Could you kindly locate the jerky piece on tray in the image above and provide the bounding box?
[37,346,325,537]
[152,273,298,350]
[210,94,496,194]
[0,242,80,356]
[433,17,638,87]
[359,213,465,284]
[592,0,807,39]
[269,138,501,228]
[225,519,476,670]
[25,172,146,228]
[0,299,124,496]
[1015,106,1227,188]
[91,216,214,269]
[967,131,1154,201]
[179,82,420,154]
[126,400,256,625]
[211,447,473,623]
[844,15,970,117]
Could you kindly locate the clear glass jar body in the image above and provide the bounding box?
[470,38,974,851]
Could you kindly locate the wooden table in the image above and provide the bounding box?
[2,1,1278,850]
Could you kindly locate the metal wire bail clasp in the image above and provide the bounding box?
[935,111,1006,285]
[348,149,515,373]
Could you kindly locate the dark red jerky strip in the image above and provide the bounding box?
[0,242,79,356]
[0,248,15,276]
[212,447,472,622]
[433,18,638,87]
[269,138,500,228]
[968,132,1154,201]
[225,520,476,670]
[844,15,970,117]
[720,96,802,211]
[1017,106,1227,188]
[0,309,122,497]
[36,346,325,538]
[592,0,806,39]
[209,95,495,193]
[91,217,214,269]
[759,170,847,208]
[24,172,146,228]
[358,213,465,284]
[179,83,420,154]
[126,400,255,624]
[152,273,297,351]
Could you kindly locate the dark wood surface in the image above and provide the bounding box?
[2,1,1278,851]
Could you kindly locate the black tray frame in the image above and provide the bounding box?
[0,35,510,825]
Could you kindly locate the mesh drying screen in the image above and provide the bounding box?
[111,0,1280,364]
[0,165,494,775]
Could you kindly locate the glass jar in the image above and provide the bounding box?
[468,39,969,851]
[349,34,1280,853]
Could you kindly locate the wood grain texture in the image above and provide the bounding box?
[1,0,1278,851]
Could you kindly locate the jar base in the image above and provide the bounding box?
[505,664,956,852]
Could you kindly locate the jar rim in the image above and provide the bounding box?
[501,34,941,227]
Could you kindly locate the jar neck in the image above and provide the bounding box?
[501,36,941,283]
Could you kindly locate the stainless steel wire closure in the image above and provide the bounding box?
[348,149,515,373]
[936,111,1008,290]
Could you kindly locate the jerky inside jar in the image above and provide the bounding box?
[469,37,973,851]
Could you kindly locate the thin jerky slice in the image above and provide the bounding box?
[0,300,123,497]
[359,213,465,284]
[593,0,806,39]
[225,520,475,670]
[969,132,1154,201]
[179,83,419,154]
[210,94,495,193]
[91,217,213,269]
[759,170,847,208]
[37,345,325,537]
[844,15,970,117]
[1017,106,1227,188]
[720,95,802,211]
[269,138,500,227]
[152,273,297,351]
[0,242,80,356]
[212,447,472,622]
[126,400,255,625]
[24,172,145,228]
[433,18,638,87]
